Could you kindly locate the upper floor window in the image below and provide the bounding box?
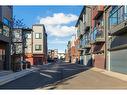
[3,25,9,37]
[26,33,31,39]
[109,6,127,29]
[35,45,42,51]
[35,33,42,39]
[3,17,10,27]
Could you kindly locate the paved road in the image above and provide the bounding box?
[0,63,87,89]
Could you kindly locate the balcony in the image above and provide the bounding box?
[90,27,105,44]
[83,44,91,49]
[78,44,84,51]
[109,6,127,36]
[93,6,104,20]
[83,40,91,49]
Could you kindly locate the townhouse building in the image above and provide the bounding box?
[0,6,13,70]
[65,41,71,63]
[23,28,33,65]
[74,35,80,64]
[12,28,24,63]
[65,35,77,64]
[12,28,33,65]
[75,6,92,66]
[65,49,69,62]
[104,6,127,74]
[58,53,65,60]
[90,6,106,69]
[70,35,77,63]
[48,49,58,61]
[32,24,47,65]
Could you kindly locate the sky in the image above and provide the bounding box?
[13,6,83,53]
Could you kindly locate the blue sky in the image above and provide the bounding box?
[13,6,83,53]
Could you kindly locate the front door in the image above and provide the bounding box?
[0,48,5,70]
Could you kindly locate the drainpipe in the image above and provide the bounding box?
[104,6,110,70]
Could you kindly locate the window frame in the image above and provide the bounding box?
[35,33,42,39]
[35,45,42,51]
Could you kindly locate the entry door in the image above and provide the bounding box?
[0,49,5,70]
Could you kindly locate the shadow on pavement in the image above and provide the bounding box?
[0,64,91,89]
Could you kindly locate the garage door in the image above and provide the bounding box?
[110,49,127,74]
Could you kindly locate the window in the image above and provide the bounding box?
[3,25,9,37]
[35,33,42,39]
[35,45,42,51]
[26,33,31,39]
[3,17,10,27]
[0,23,2,34]
[109,6,126,29]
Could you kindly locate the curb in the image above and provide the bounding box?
[0,67,38,86]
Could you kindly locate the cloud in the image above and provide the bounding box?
[39,13,78,25]
[48,38,67,44]
[38,13,78,37]
[46,25,76,37]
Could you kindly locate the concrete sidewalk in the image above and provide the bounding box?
[42,67,127,89]
[0,67,38,86]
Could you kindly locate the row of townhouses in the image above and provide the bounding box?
[65,5,127,74]
[48,49,58,61]
[48,49,65,62]
[0,6,48,71]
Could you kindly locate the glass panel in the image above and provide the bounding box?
[14,43,23,54]
[0,23,2,34]
[3,25,9,37]
[35,33,42,39]
[35,45,42,50]
[3,17,10,26]
[13,29,22,42]
[109,6,127,29]
[124,6,127,20]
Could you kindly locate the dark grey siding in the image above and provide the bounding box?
[110,49,127,74]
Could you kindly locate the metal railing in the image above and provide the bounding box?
[109,6,127,29]
[91,26,104,41]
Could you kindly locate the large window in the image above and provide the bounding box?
[109,6,127,29]
[35,33,42,39]
[35,45,42,51]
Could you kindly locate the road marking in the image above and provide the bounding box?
[39,73,53,78]
[41,70,60,73]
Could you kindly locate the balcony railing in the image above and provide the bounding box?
[109,6,127,35]
[90,26,105,44]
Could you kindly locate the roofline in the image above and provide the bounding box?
[75,6,85,27]
[32,24,45,26]
[13,28,32,31]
